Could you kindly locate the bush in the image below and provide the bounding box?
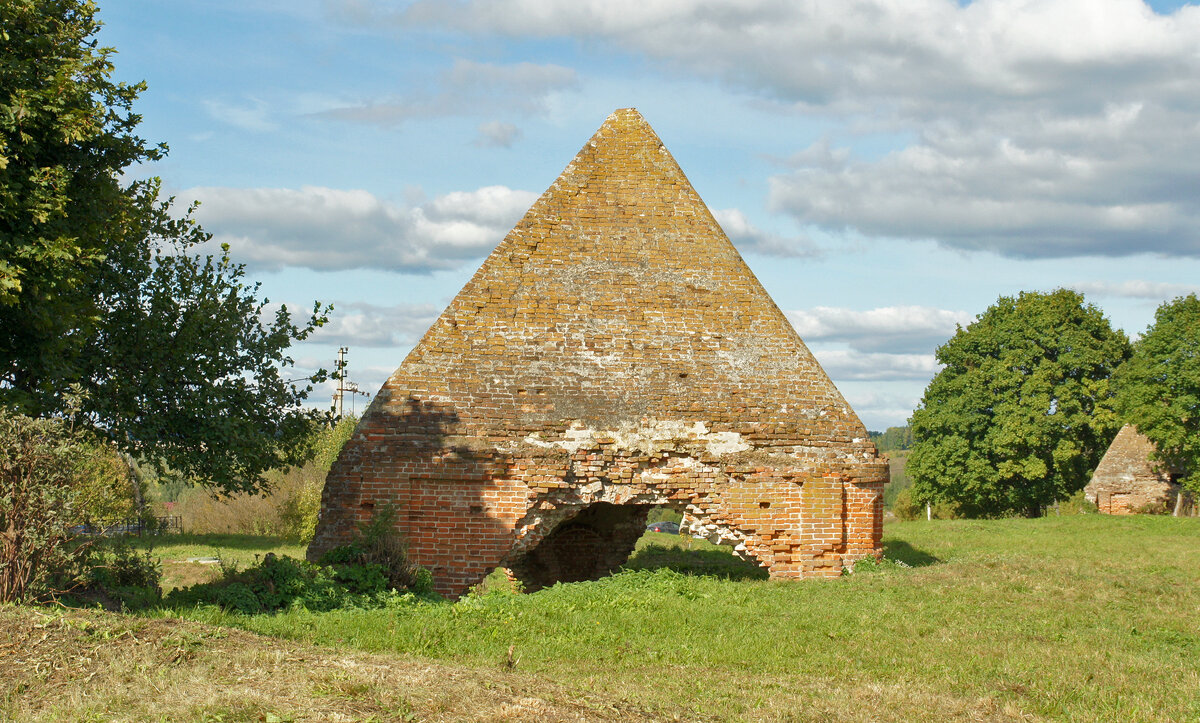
[645,506,683,525]
[73,441,141,525]
[892,488,923,521]
[166,504,435,614]
[1057,490,1098,515]
[1,409,93,603]
[65,541,163,611]
[321,504,434,594]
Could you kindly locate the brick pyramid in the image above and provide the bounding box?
[1084,424,1186,514]
[310,108,887,596]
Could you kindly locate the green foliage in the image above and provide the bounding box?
[870,425,913,452]
[891,488,922,521]
[891,488,958,521]
[0,0,331,493]
[307,415,358,471]
[165,551,431,614]
[71,438,139,524]
[167,506,435,613]
[277,415,358,542]
[0,407,90,602]
[908,289,1131,518]
[881,450,910,509]
[328,504,434,595]
[70,540,163,610]
[1116,293,1200,495]
[643,506,682,525]
[1057,489,1098,515]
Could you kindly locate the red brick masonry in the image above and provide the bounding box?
[1085,424,1185,514]
[309,109,888,597]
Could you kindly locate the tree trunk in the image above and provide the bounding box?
[1173,490,1184,517]
[122,453,146,517]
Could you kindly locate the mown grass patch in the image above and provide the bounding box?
[123,533,307,591]
[160,515,1200,722]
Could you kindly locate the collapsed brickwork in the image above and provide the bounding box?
[308,108,888,597]
[1084,424,1187,514]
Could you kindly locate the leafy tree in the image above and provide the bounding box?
[0,0,329,492]
[870,425,913,452]
[1115,294,1200,494]
[908,289,1131,518]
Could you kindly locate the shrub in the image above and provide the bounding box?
[73,441,140,525]
[65,540,163,611]
[645,506,683,525]
[322,504,434,595]
[166,505,435,613]
[0,409,92,603]
[892,488,923,521]
[1057,490,1098,515]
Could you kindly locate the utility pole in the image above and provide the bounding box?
[332,346,368,418]
[333,346,348,417]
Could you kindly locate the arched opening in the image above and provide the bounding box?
[505,501,769,591]
[507,502,650,591]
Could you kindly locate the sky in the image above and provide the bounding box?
[97,0,1200,430]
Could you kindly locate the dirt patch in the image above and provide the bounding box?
[0,606,663,722]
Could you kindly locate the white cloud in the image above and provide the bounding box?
[710,208,819,257]
[311,302,440,347]
[187,185,538,272]
[1069,280,1200,300]
[202,97,278,132]
[384,0,1200,258]
[810,348,940,382]
[789,305,970,354]
[840,389,922,430]
[315,60,577,126]
[474,120,522,148]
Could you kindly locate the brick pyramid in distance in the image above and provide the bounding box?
[310,108,887,597]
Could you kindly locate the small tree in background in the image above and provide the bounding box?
[908,289,1131,518]
[1116,294,1200,495]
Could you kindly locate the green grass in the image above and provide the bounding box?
[126,532,306,564]
[122,533,308,590]
[157,517,1200,721]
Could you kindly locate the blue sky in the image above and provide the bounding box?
[97,0,1200,428]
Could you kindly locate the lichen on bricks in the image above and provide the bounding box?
[307,108,888,597]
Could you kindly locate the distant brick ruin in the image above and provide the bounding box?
[1085,424,1188,514]
[308,108,888,597]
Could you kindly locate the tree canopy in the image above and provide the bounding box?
[1115,293,1200,494]
[870,425,913,453]
[907,289,1131,518]
[0,0,329,492]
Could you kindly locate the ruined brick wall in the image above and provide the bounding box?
[1085,425,1184,514]
[309,108,888,597]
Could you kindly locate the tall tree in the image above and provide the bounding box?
[0,0,329,492]
[1115,294,1200,494]
[908,289,1131,518]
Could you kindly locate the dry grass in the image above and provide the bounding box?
[0,605,661,722]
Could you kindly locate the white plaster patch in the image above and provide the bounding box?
[525,419,751,456]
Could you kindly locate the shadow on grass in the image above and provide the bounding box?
[882,539,941,568]
[623,544,770,581]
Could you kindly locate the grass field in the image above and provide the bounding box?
[123,533,307,590]
[4,516,1199,721]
